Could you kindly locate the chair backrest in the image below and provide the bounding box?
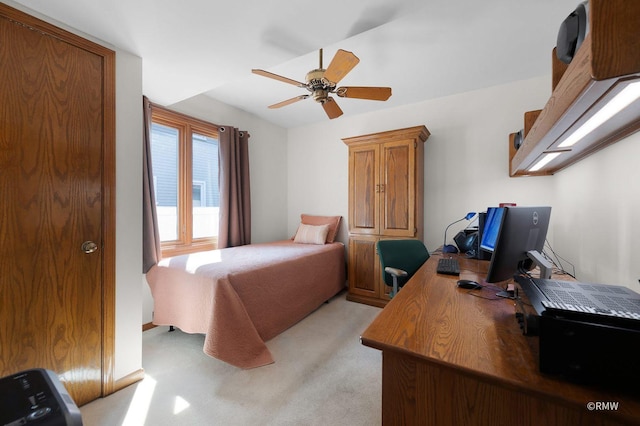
[376,239,430,287]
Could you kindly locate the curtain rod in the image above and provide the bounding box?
[145,96,222,129]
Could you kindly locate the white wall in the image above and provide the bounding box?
[287,76,640,292]
[114,50,144,379]
[553,132,640,291]
[4,0,145,382]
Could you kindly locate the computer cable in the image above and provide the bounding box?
[543,239,576,278]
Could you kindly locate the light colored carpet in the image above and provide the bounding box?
[80,291,383,426]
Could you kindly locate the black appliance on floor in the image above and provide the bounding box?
[0,368,82,425]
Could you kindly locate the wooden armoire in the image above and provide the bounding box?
[343,126,430,307]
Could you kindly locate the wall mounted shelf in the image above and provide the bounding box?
[510,0,640,177]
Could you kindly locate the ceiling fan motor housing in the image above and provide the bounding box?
[306,69,335,103]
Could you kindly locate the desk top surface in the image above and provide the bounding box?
[360,252,640,420]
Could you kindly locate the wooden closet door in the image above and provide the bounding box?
[0,6,115,406]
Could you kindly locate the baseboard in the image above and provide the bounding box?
[142,322,156,331]
[112,368,145,393]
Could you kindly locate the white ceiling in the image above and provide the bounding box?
[12,0,578,128]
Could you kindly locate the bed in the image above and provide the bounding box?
[145,216,346,369]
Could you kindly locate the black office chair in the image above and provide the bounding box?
[377,239,430,298]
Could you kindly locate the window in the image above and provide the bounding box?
[150,106,220,256]
[192,181,205,207]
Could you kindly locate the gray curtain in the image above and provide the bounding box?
[218,126,251,248]
[142,96,161,272]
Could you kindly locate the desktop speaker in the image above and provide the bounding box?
[556,1,589,64]
[0,368,83,426]
[453,212,493,260]
[454,231,477,254]
[513,129,524,151]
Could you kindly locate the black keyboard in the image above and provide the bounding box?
[437,258,460,276]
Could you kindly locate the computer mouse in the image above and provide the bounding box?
[457,279,482,290]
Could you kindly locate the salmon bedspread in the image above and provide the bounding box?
[145,240,346,368]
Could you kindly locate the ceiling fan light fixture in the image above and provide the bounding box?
[313,89,329,103]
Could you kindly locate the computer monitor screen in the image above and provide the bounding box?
[485,206,552,284]
[479,207,504,252]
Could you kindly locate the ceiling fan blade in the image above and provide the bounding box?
[252,69,306,87]
[336,86,392,101]
[323,49,360,84]
[268,95,310,109]
[322,97,343,119]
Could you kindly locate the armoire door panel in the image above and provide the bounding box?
[349,145,380,234]
[348,238,378,297]
[381,141,414,235]
[0,5,115,406]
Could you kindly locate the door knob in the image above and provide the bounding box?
[81,241,98,254]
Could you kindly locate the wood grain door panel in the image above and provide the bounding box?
[0,5,115,406]
[348,237,379,297]
[381,140,415,236]
[349,145,380,234]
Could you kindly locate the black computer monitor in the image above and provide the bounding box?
[483,206,552,284]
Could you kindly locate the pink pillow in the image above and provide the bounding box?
[300,214,342,243]
[293,223,330,245]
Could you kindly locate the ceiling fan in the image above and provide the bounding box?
[252,49,392,119]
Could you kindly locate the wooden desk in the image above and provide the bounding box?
[360,253,640,425]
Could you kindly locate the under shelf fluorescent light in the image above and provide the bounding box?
[557,81,640,148]
[529,152,562,172]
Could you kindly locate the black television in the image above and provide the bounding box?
[481,206,552,284]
